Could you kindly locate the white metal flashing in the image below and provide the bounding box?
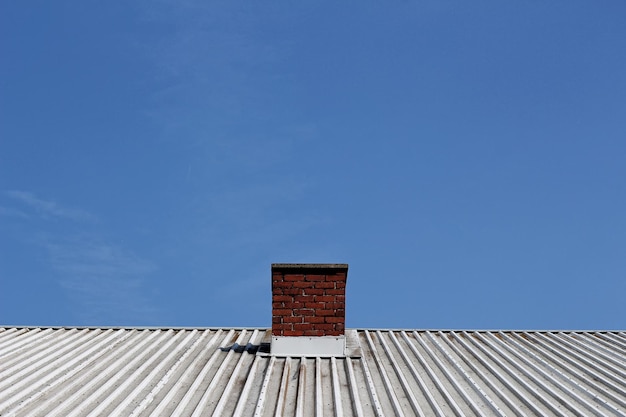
[271,336,346,357]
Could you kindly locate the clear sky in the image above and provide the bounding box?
[1,1,625,330]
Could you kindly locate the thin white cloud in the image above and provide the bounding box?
[137,1,299,137]
[0,205,30,219]
[3,190,158,325]
[45,237,158,324]
[5,190,96,222]
[195,177,324,248]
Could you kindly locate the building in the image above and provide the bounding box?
[1,264,625,416]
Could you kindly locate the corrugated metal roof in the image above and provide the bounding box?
[1,327,625,416]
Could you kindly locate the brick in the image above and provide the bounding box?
[305,316,325,324]
[283,316,303,323]
[335,323,344,332]
[326,302,345,310]
[304,302,325,309]
[316,309,335,316]
[326,289,344,295]
[282,288,302,295]
[326,272,346,281]
[283,330,304,337]
[272,324,292,331]
[294,295,314,303]
[304,330,324,336]
[284,274,305,281]
[273,309,292,316]
[273,281,292,288]
[335,281,346,289]
[294,323,315,331]
[273,295,292,302]
[335,295,345,302]
[305,274,325,281]
[325,330,342,336]
[325,316,344,323]
[294,309,314,316]
[316,295,335,302]
[314,281,335,289]
[293,281,314,288]
[272,316,282,324]
[303,288,324,295]
[314,324,335,330]
[283,302,303,309]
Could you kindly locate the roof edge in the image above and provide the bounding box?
[1,325,624,333]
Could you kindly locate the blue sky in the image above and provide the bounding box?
[1,1,625,330]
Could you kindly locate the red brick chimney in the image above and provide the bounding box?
[271,263,348,356]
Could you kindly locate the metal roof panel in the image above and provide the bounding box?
[1,327,624,416]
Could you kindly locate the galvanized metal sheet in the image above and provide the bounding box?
[1,327,624,416]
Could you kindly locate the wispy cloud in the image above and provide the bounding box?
[5,190,96,222]
[137,1,301,139]
[0,205,29,219]
[44,237,158,324]
[3,190,158,325]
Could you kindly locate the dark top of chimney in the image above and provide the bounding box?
[271,263,348,272]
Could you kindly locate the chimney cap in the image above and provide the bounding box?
[272,263,348,271]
